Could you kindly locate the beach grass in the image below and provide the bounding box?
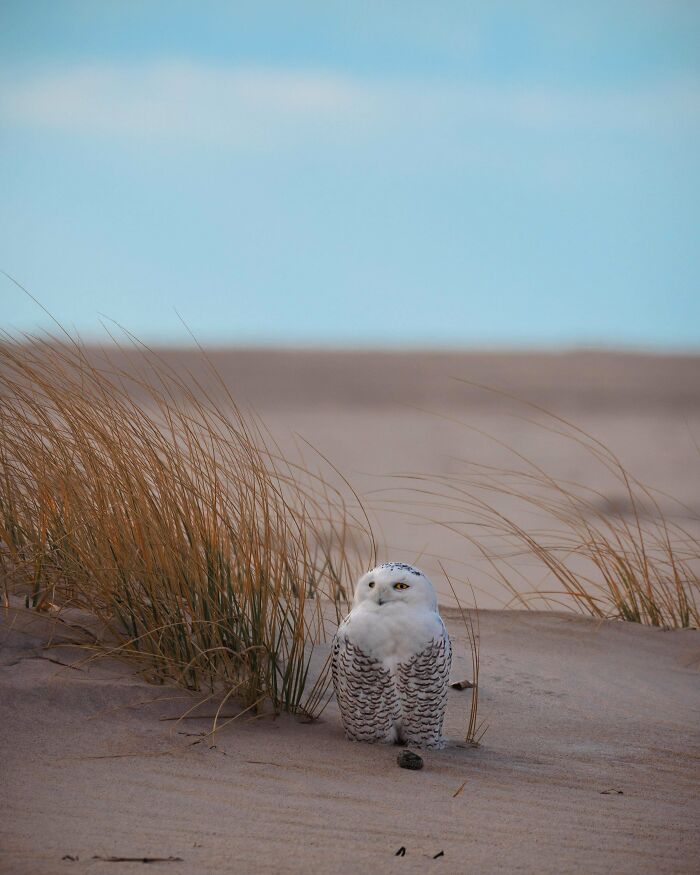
[0,334,372,716]
[403,394,699,629]
[445,573,485,746]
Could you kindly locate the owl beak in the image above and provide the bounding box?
[377,597,385,606]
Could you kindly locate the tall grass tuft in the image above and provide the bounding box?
[0,335,372,715]
[405,398,699,629]
[441,565,486,745]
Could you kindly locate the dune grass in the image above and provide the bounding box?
[442,569,485,746]
[0,335,374,717]
[402,397,699,629]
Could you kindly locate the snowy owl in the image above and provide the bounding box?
[332,562,451,749]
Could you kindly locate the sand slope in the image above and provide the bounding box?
[6,346,700,609]
[36,346,700,609]
[2,606,698,875]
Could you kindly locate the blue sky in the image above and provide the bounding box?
[1,1,699,348]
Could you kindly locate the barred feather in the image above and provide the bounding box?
[396,625,451,749]
[332,637,401,743]
[332,624,451,749]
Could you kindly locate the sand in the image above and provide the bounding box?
[68,345,700,609]
[2,348,699,873]
[2,603,699,875]
[6,346,700,607]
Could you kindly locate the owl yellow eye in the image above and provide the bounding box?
[393,582,409,590]
[368,581,375,589]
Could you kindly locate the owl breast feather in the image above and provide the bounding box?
[338,603,445,672]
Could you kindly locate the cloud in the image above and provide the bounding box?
[1,60,698,149]
[0,62,374,146]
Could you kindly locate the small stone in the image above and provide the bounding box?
[397,749,424,770]
[450,679,474,690]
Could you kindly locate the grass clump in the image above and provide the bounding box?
[0,335,371,716]
[415,399,700,629]
[441,567,486,746]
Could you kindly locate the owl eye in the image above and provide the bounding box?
[367,581,375,589]
[393,582,409,590]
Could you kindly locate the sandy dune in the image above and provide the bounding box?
[2,348,699,873]
[68,346,700,608]
[89,347,700,412]
[2,604,699,875]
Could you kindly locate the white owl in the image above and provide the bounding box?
[332,562,451,749]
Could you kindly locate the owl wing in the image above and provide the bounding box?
[395,623,452,749]
[332,634,400,743]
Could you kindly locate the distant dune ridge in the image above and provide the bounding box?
[73,346,700,410]
[3,344,699,610]
[86,345,698,613]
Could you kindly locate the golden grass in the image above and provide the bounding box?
[0,335,373,716]
[400,396,699,629]
[442,567,486,746]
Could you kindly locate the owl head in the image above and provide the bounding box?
[353,562,438,611]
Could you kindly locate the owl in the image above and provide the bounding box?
[332,562,451,749]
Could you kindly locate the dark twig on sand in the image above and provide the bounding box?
[92,855,184,863]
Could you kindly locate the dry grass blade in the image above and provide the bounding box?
[407,393,699,629]
[440,563,486,745]
[0,335,372,716]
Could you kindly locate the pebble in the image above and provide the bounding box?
[397,749,424,770]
